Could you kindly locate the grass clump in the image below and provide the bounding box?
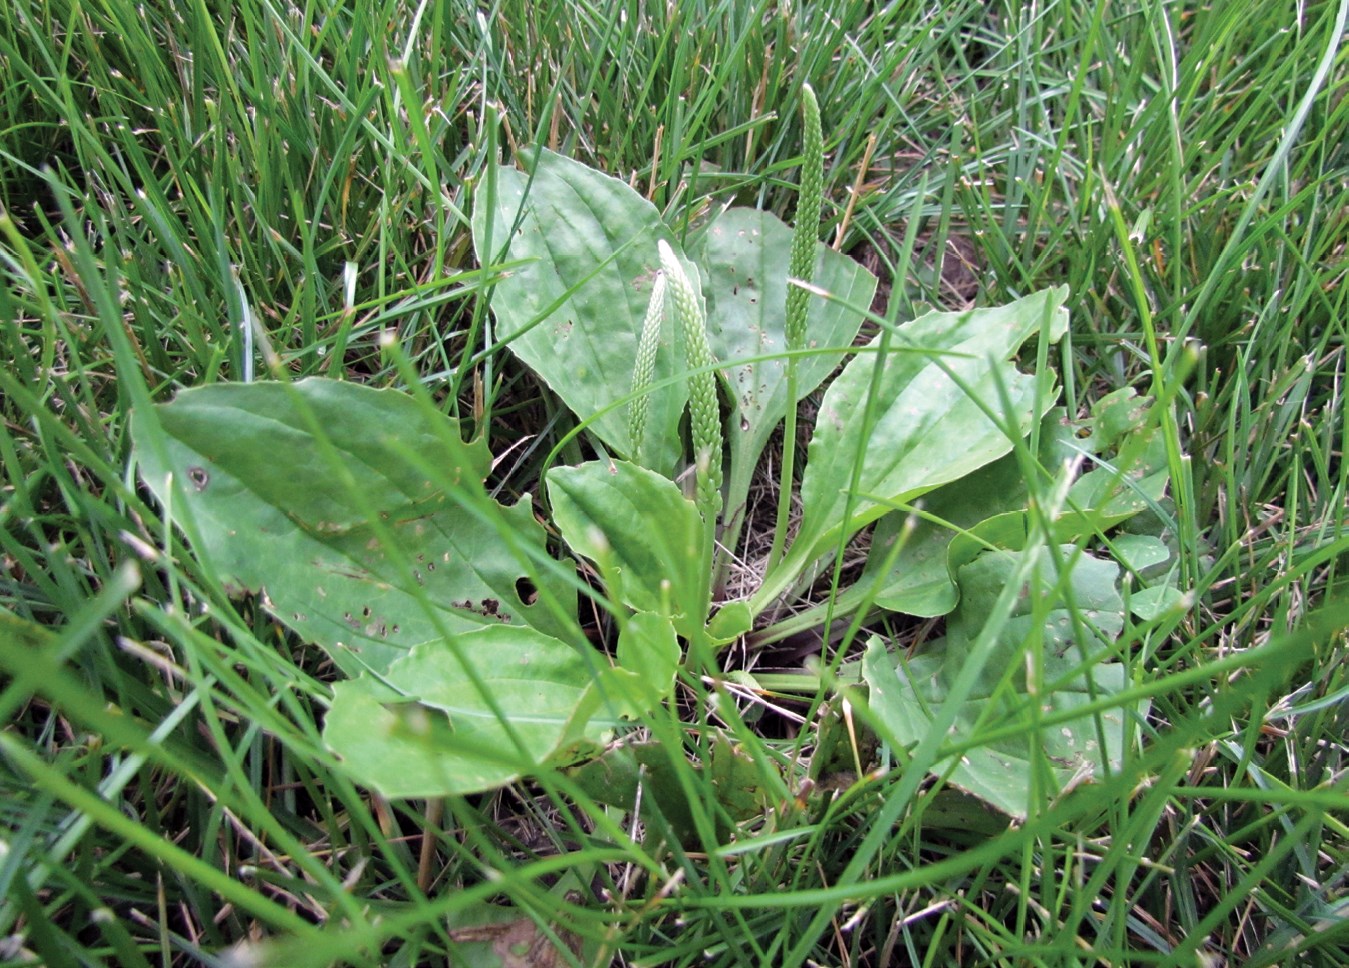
[1,1,1346,966]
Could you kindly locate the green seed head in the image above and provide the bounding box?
[786,83,824,351]
[628,270,667,462]
[657,240,723,519]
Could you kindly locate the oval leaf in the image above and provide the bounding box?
[323,625,608,798]
[615,612,680,705]
[546,459,706,636]
[132,378,576,676]
[472,148,696,475]
[863,545,1142,820]
[759,287,1069,610]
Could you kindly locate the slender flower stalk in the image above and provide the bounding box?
[766,82,824,571]
[628,270,668,463]
[658,239,722,668]
[658,240,723,521]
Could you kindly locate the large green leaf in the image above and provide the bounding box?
[690,207,876,521]
[862,545,1143,819]
[862,427,1066,618]
[323,625,609,798]
[472,148,697,476]
[756,287,1069,611]
[132,378,575,676]
[546,459,706,637]
[862,395,1169,618]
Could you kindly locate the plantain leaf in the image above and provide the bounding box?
[1064,388,1170,528]
[755,287,1069,612]
[863,396,1169,618]
[323,625,609,798]
[616,611,680,699]
[1127,583,1187,621]
[862,436,1061,618]
[472,147,697,476]
[132,378,575,677]
[566,741,700,846]
[591,611,682,719]
[546,459,706,638]
[706,601,753,645]
[862,544,1144,820]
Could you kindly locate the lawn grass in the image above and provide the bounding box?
[1,0,1346,965]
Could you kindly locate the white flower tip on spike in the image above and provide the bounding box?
[657,239,674,262]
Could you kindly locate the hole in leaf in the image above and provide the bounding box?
[187,466,209,491]
[516,577,537,604]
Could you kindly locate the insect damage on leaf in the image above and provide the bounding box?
[452,598,512,622]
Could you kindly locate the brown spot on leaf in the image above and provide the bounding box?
[451,598,512,623]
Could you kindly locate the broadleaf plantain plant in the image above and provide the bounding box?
[131,89,1172,818]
